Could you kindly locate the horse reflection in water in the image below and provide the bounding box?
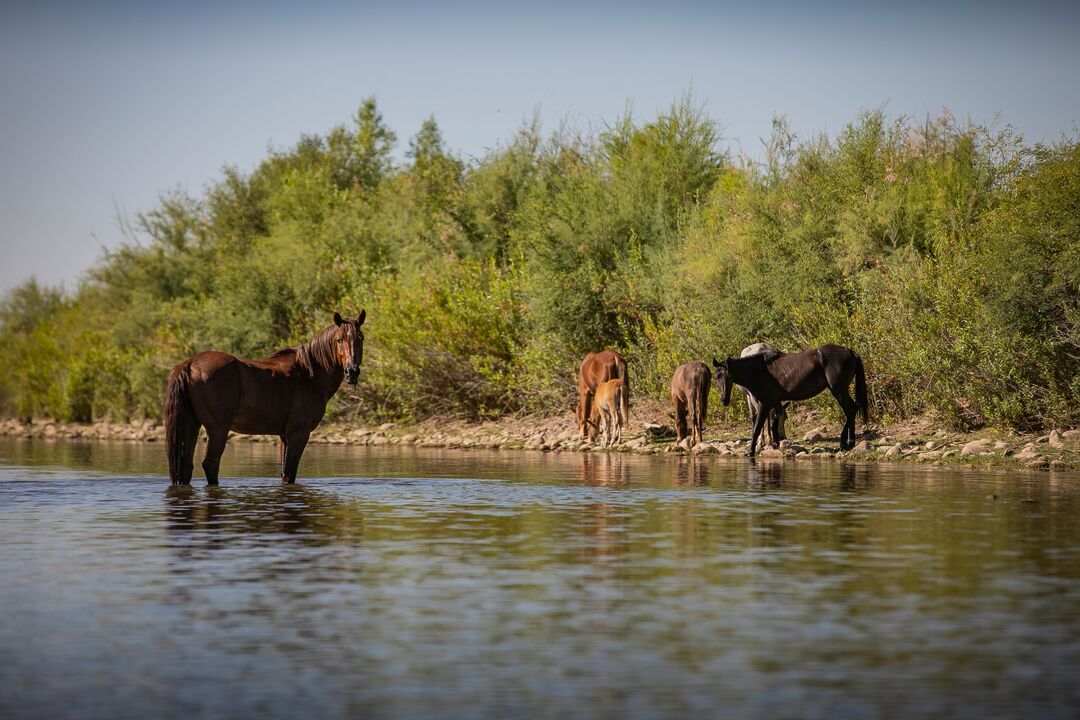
[673,456,712,487]
[578,451,631,486]
[164,484,361,548]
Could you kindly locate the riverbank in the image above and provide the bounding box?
[2,405,1077,471]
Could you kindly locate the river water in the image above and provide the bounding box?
[1,437,1078,719]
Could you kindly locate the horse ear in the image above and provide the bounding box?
[334,312,344,327]
[712,357,721,369]
[357,308,366,326]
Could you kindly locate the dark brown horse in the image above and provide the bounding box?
[670,361,711,447]
[739,343,787,451]
[712,343,867,456]
[576,349,629,440]
[164,310,366,485]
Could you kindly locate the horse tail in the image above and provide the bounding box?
[164,363,197,484]
[853,352,869,425]
[618,361,630,423]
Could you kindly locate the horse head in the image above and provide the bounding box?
[333,309,366,385]
[711,357,734,406]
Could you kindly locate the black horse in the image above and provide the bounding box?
[712,344,868,455]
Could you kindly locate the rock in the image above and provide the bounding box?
[962,439,992,456]
[993,440,1009,450]
[1036,435,1050,444]
[853,440,873,452]
[1048,430,1064,449]
[1014,449,1040,461]
[795,451,811,459]
[1049,460,1067,470]
[1062,429,1080,438]
[644,423,675,440]
[917,451,943,461]
[677,437,692,450]
[43,424,57,438]
[758,447,784,458]
[884,444,903,457]
[924,441,937,450]
[941,450,958,459]
[379,422,396,432]
[1026,458,1049,470]
[694,443,719,455]
[803,427,827,442]
[401,434,417,445]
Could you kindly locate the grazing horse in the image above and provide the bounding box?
[576,349,629,440]
[591,378,626,447]
[164,310,366,485]
[739,343,788,451]
[670,361,711,447]
[712,343,867,456]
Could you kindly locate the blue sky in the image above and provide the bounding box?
[2,0,1078,293]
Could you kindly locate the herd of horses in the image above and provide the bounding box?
[164,310,868,485]
[577,344,868,459]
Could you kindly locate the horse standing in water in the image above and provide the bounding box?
[164,310,365,485]
[712,344,867,456]
[738,343,788,451]
[670,361,711,447]
[576,349,630,440]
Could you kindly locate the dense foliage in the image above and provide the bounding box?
[2,97,1077,429]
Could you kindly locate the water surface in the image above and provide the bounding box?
[1,438,1078,719]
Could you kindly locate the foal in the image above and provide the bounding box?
[591,378,626,447]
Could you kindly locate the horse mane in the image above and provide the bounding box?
[760,348,783,364]
[269,325,340,378]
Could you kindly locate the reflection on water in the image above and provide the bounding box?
[2,437,1080,719]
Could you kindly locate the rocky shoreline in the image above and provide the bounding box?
[2,409,1077,472]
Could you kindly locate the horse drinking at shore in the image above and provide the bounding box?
[164,310,366,485]
[712,344,867,456]
[591,378,626,447]
[670,361,711,447]
[576,349,629,440]
[739,343,788,451]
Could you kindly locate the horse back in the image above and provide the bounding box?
[670,361,710,401]
[580,349,625,392]
[183,350,306,434]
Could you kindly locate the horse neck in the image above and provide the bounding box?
[296,331,345,401]
[309,361,345,401]
[728,355,762,386]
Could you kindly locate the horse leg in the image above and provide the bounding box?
[674,398,687,444]
[613,396,623,446]
[747,396,762,452]
[201,426,230,486]
[282,431,310,483]
[278,436,287,478]
[831,388,857,450]
[748,408,769,458]
[178,421,200,485]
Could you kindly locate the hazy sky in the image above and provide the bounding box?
[1,0,1078,294]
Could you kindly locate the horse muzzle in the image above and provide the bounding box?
[345,366,360,385]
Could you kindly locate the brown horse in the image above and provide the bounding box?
[591,378,626,447]
[576,349,629,440]
[670,361,711,447]
[164,310,366,485]
[712,343,867,456]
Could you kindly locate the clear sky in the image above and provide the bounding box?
[1,0,1078,294]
